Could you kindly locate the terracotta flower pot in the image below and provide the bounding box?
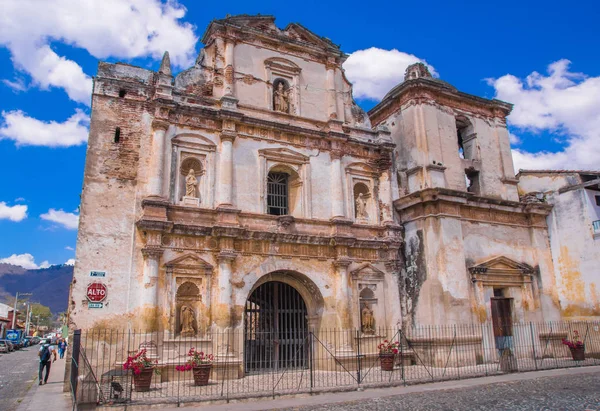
[192,364,212,386]
[379,353,395,371]
[569,346,585,361]
[133,367,154,392]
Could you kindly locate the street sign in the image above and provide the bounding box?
[86,282,107,303]
[90,270,106,277]
[88,302,104,309]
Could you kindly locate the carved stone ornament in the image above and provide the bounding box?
[361,302,375,335]
[355,193,368,219]
[273,79,291,113]
[185,169,198,198]
[180,305,196,337]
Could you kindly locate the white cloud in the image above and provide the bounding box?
[508,132,521,146]
[40,209,79,230]
[0,253,50,270]
[65,246,75,251]
[344,47,436,101]
[2,77,28,92]
[65,259,75,266]
[0,0,198,104]
[488,59,600,171]
[0,202,27,222]
[0,109,89,147]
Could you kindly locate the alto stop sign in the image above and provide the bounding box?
[86,282,107,302]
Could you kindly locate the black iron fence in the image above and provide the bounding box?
[69,321,600,407]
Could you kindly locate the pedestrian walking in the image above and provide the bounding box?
[58,338,67,359]
[38,340,57,385]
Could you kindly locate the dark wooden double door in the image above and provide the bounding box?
[244,281,308,373]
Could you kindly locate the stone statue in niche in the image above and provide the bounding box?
[356,193,368,219]
[361,302,375,334]
[180,305,196,337]
[185,169,198,198]
[273,81,290,113]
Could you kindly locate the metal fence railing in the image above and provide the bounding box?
[69,321,600,407]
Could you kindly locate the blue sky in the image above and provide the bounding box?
[1,0,599,269]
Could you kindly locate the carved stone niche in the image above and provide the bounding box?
[265,57,301,115]
[165,253,214,337]
[351,263,387,332]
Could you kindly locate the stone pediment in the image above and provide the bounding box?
[203,15,340,54]
[172,133,216,150]
[469,256,534,286]
[351,263,386,280]
[264,57,301,74]
[259,147,309,164]
[346,162,378,177]
[165,253,213,275]
[282,23,336,49]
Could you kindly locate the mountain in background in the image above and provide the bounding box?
[0,263,73,314]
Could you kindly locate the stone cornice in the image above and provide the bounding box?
[369,78,513,127]
[137,205,402,252]
[394,188,552,228]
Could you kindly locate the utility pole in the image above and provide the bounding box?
[25,304,32,336]
[11,292,32,329]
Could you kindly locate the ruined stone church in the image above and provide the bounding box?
[70,15,577,364]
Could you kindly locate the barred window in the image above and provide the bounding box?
[267,172,289,215]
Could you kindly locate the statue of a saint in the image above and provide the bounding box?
[356,193,368,219]
[361,302,375,334]
[180,305,195,336]
[185,169,198,198]
[274,82,289,113]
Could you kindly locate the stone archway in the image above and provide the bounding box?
[243,271,324,373]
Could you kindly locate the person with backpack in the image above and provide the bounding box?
[38,340,57,385]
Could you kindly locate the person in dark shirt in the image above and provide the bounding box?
[38,342,57,385]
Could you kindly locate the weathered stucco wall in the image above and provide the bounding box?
[519,173,600,319]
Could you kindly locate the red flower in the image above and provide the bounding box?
[392,348,399,354]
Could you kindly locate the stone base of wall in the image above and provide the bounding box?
[408,335,483,367]
[538,332,569,358]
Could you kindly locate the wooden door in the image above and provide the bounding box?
[491,298,513,337]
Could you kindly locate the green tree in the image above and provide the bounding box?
[30,303,53,327]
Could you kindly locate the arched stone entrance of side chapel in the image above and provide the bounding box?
[243,270,324,373]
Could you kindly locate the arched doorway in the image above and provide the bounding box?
[244,281,308,373]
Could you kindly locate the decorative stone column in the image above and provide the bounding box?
[330,151,346,218]
[217,133,236,207]
[334,258,353,330]
[224,40,235,97]
[148,120,170,197]
[140,247,163,307]
[326,61,337,119]
[215,251,235,328]
[212,248,242,379]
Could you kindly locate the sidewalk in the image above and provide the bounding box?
[17,355,72,411]
[153,365,600,411]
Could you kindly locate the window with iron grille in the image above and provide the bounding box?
[267,172,289,215]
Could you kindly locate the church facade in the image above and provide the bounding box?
[69,15,577,373]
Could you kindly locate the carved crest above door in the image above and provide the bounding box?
[164,253,213,277]
[468,256,535,287]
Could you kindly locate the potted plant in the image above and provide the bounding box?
[562,330,585,361]
[377,340,400,371]
[123,348,159,392]
[176,347,214,386]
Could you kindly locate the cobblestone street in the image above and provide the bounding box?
[0,347,40,411]
[279,369,600,411]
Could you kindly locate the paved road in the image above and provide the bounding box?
[0,347,40,411]
[279,369,600,411]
